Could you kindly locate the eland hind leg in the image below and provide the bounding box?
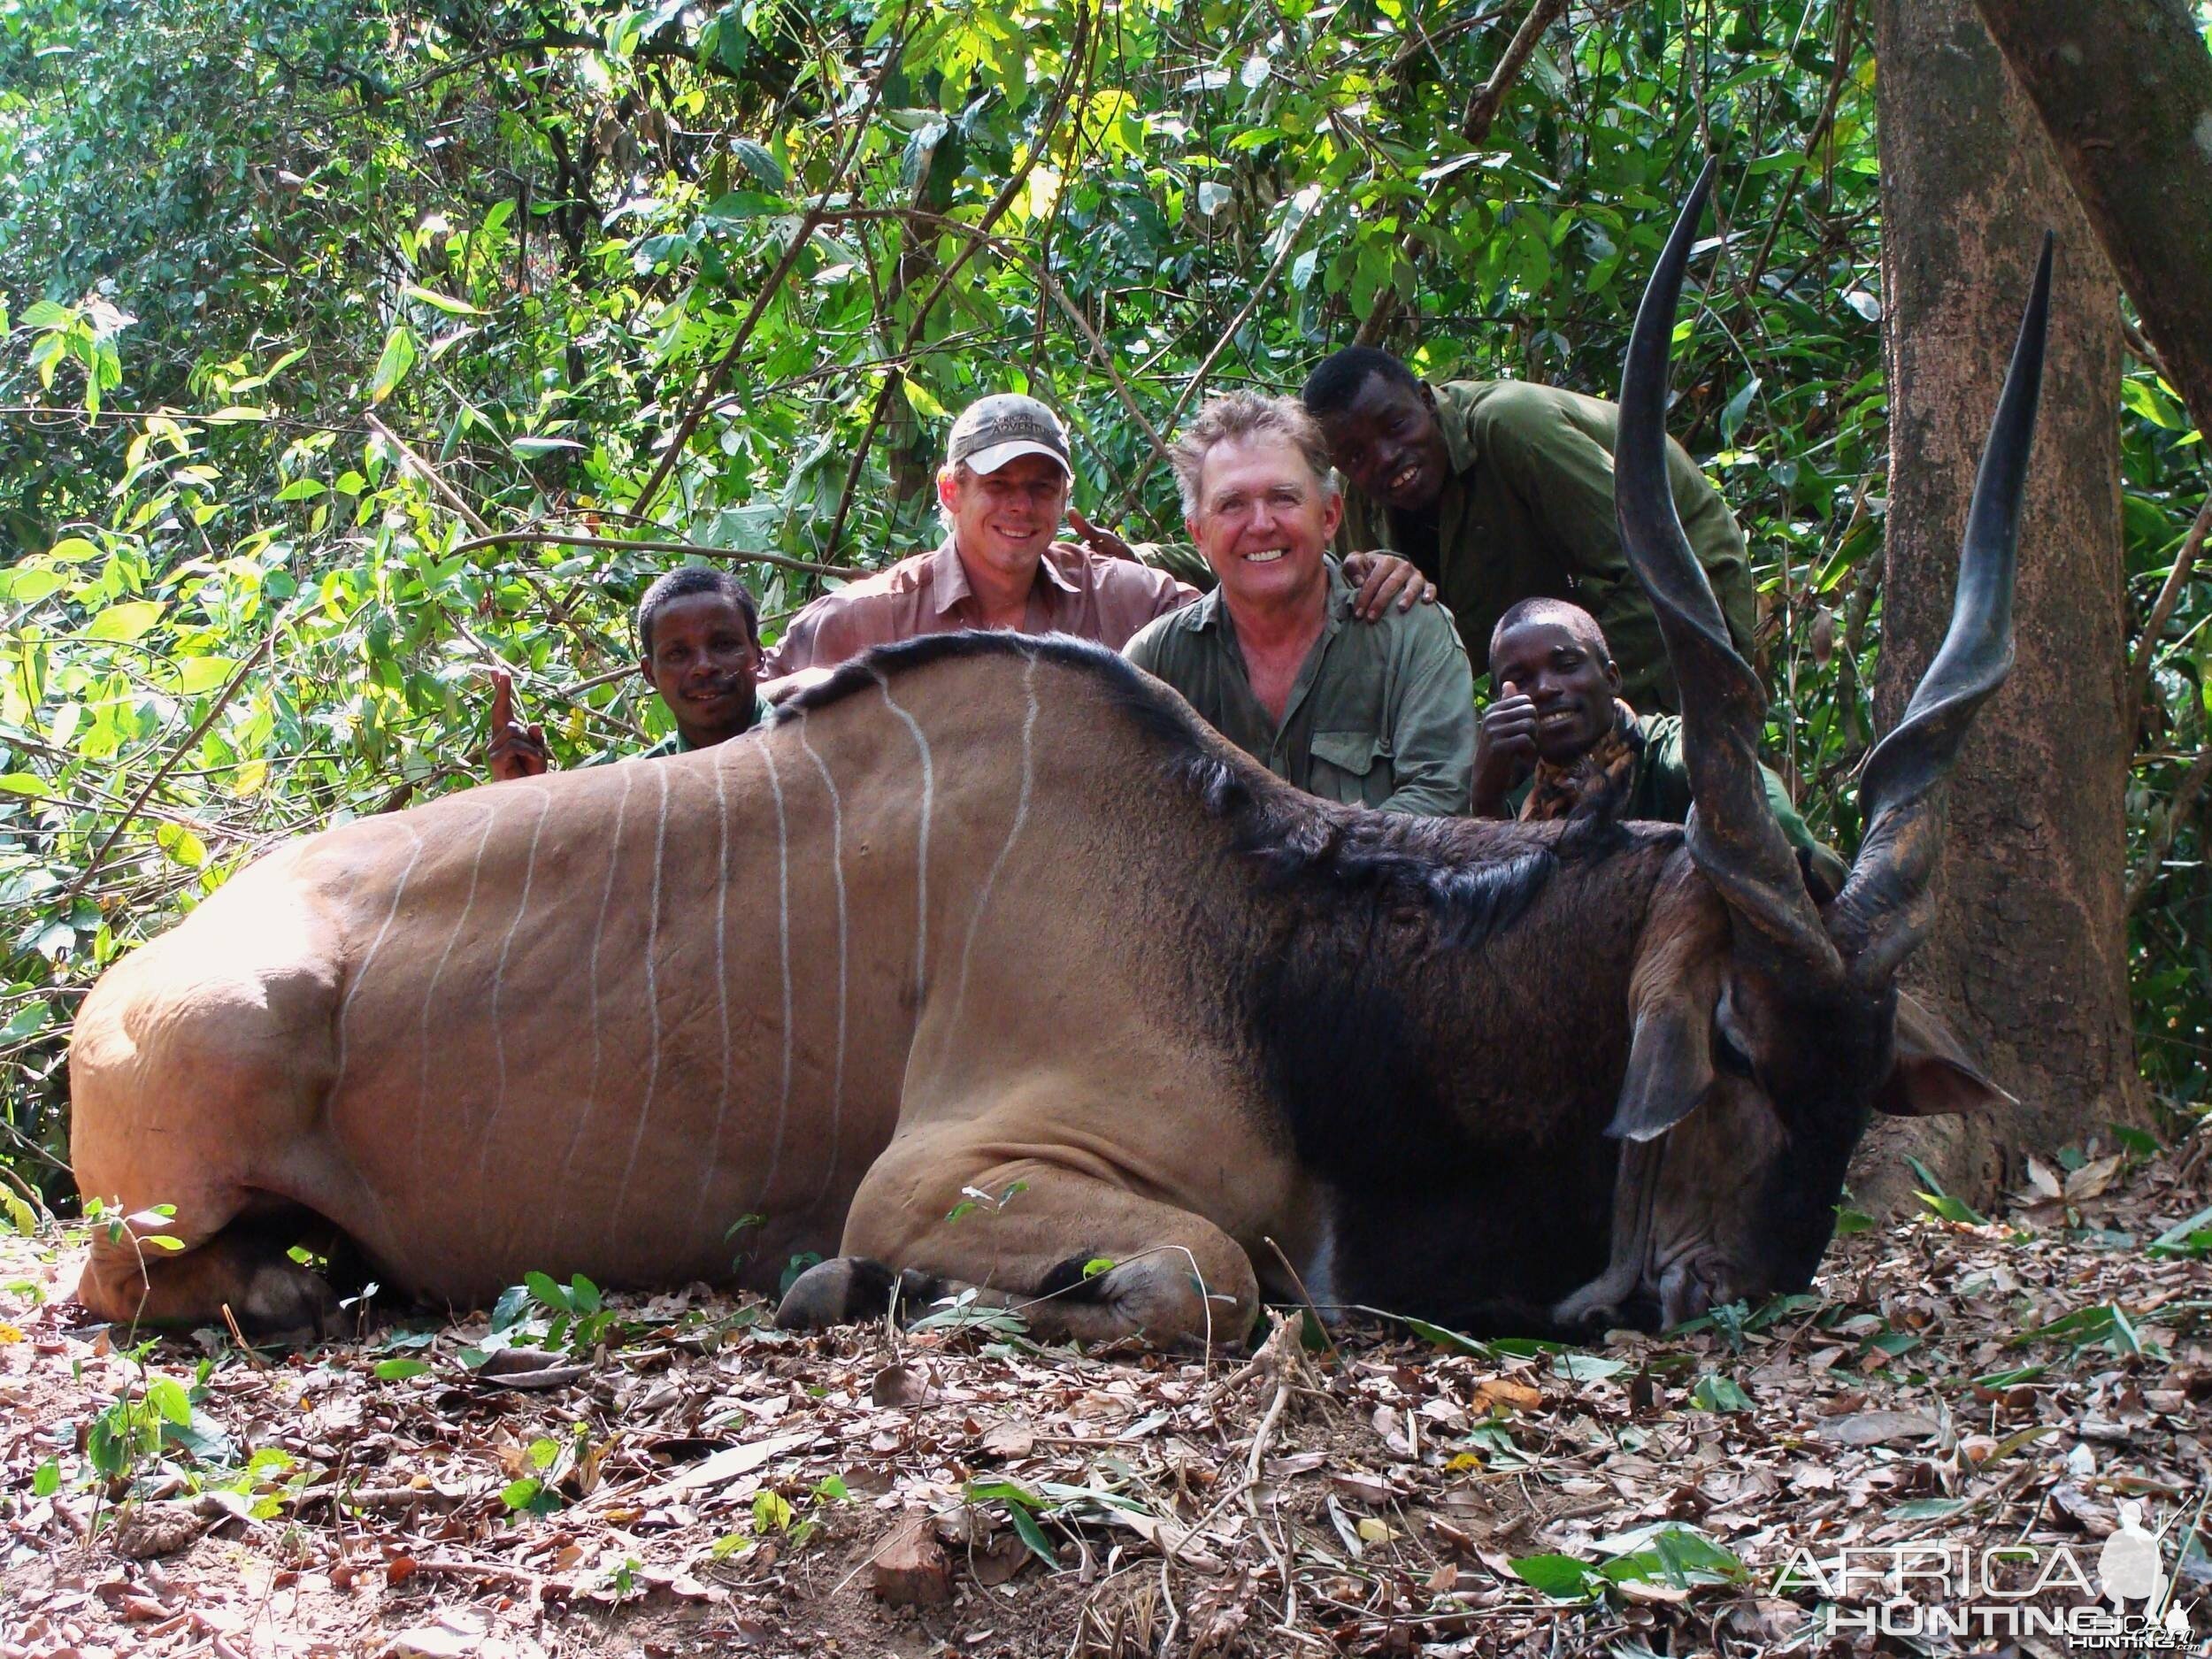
[71,927,352,1334]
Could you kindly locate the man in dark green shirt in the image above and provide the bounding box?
[485,567,772,780]
[1301,347,1755,713]
[1475,596,1845,891]
[1123,392,1475,817]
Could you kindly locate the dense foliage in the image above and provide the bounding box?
[1,0,2204,1210]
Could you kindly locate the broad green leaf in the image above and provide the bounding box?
[1509,1554,1596,1599]
[145,1376,194,1426]
[83,600,165,641]
[373,1357,430,1381]
[370,326,418,404]
[402,283,487,316]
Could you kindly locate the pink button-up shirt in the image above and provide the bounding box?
[762,537,1198,676]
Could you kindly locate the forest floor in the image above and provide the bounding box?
[4,1131,2209,1659]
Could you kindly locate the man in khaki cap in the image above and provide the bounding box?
[763,393,1429,685]
[762,394,1198,680]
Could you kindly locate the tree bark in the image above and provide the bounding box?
[1967,0,2212,443]
[1860,0,2146,1212]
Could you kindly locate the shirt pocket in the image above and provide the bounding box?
[1309,729,1395,810]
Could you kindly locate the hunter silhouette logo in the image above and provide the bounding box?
[2099,1502,2167,1617]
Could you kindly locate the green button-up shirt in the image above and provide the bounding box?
[580,688,775,766]
[1507,711,1847,891]
[1123,560,1476,818]
[1337,380,1756,714]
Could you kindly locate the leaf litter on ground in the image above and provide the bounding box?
[2,1129,2208,1656]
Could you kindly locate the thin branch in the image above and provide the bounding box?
[1108,198,1315,518]
[449,530,863,580]
[1460,0,1570,142]
[801,0,1097,551]
[628,19,909,524]
[1356,0,1568,347]
[58,601,301,910]
[364,412,495,537]
[2128,744,2212,913]
[1038,268,1173,474]
[1741,0,1860,299]
[2126,495,2210,741]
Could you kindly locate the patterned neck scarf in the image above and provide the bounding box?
[1518,700,1644,824]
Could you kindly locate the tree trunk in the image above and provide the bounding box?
[1967,0,2212,443]
[1860,0,2145,1213]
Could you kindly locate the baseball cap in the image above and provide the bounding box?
[948,394,1071,478]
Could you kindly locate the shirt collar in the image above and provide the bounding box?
[1427,379,1481,480]
[1190,557,1351,634]
[935,535,1079,616]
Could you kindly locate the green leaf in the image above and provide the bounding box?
[33,1459,59,1497]
[373,1357,430,1381]
[1552,1353,1628,1382]
[205,406,267,423]
[145,1376,194,1426]
[1917,1192,1989,1226]
[524,1269,569,1313]
[1688,1373,1752,1412]
[0,1000,52,1041]
[402,283,487,317]
[2147,1205,2212,1259]
[0,566,65,603]
[730,139,786,189]
[82,600,165,641]
[1833,1206,1876,1237]
[1886,1497,1969,1522]
[1509,1554,1597,1599]
[1007,1501,1058,1571]
[370,326,418,404]
[499,1476,544,1510]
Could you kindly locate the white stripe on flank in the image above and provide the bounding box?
[796,710,848,1208]
[610,762,672,1240]
[941,653,1037,1064]
[474,785,550,1224]
[417,806,495,1187]
[684,746,737,1241]
[877,672,933,995]
[757,741,794,1208]
[334,827,425,1094]
[330,826,422,1255]
[553,765,634,1233]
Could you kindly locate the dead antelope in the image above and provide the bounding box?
[69,171,2039,1344]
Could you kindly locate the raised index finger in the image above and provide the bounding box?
[490,668,514,731]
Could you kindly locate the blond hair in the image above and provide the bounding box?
[1168,391,1339,518]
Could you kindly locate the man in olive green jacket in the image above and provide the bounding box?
[1301,346,1755,713]
[1125,392,1475,818]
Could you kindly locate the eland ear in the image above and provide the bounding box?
[1875,989,2016,1117]
[1609,997,1716,1141]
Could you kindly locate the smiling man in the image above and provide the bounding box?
[485,566,771,780]
[1301,347,1755,712]
[759,394,1198,683]
[1124,393,1475,818]
[1477,595,1843,889]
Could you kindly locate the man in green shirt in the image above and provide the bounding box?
[1475,596,1845,891]
[485,567,772,780]
[1124,392,1475,818]
[1300,347,1755,712]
